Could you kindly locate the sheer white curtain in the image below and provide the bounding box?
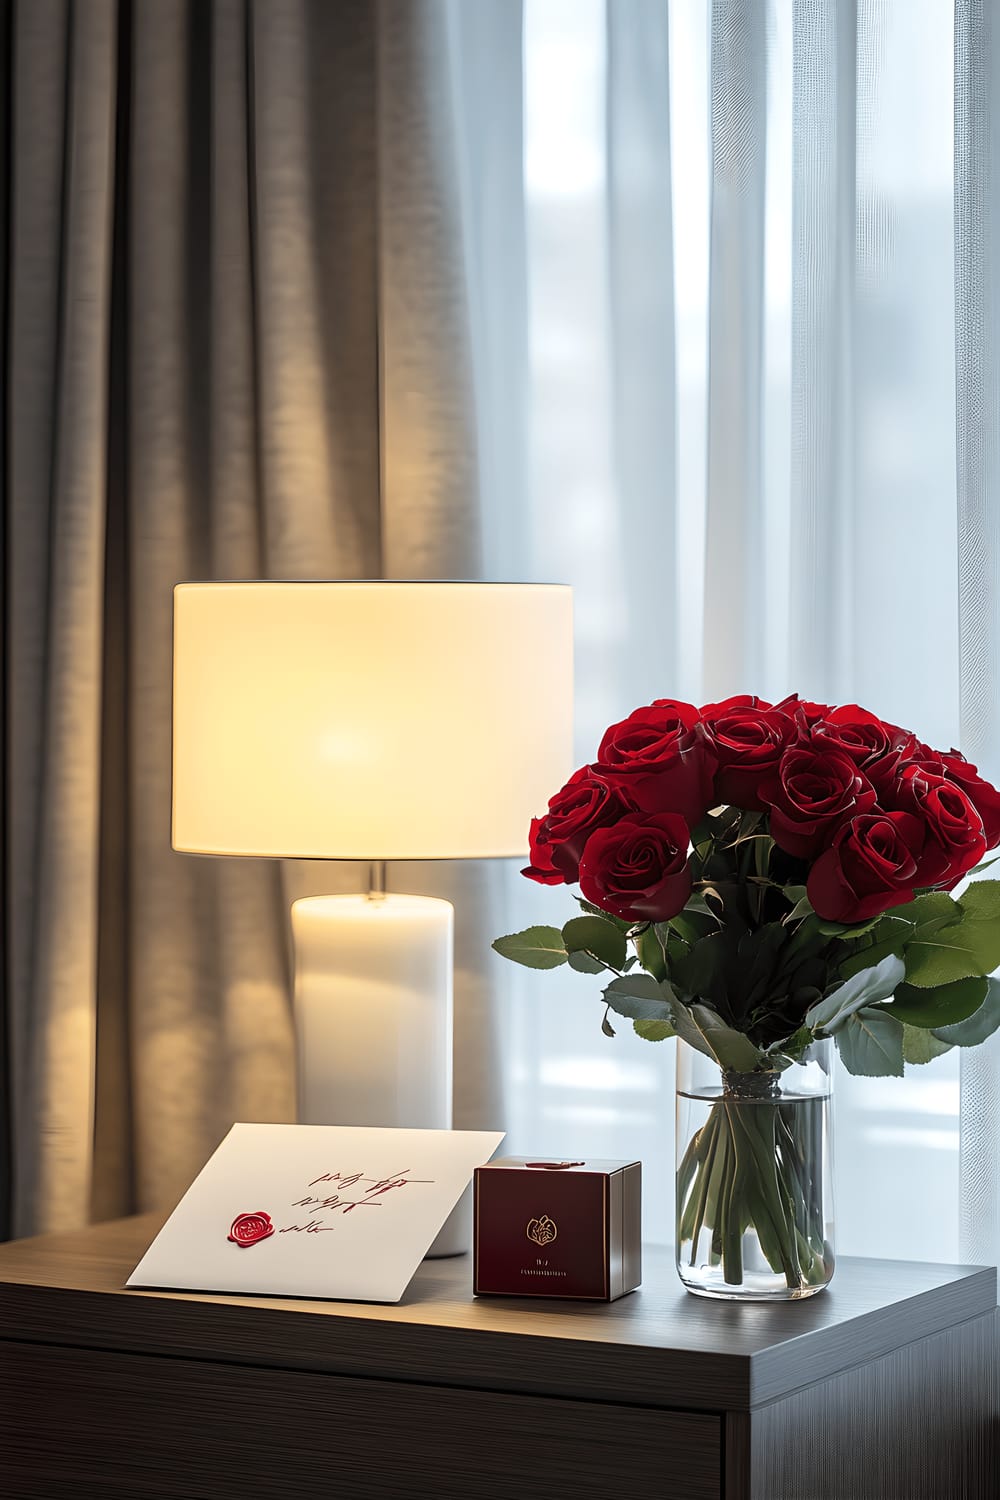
[955,0,1000,1269]
[452,0,990,1258]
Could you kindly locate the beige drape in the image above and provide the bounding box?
[5,0,505,1239]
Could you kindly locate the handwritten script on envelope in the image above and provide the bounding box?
[127,1123,504,1303]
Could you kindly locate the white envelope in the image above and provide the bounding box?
[127,1122,504,1304]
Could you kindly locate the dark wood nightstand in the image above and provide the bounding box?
[0,1213,995,1498]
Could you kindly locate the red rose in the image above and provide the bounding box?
[699,695,796,810]
[807,811,925,922]
[810,705,918,792]
[595,699,715,826]
[578,812,692,923]
[523,767,634,886]
[774,693,831,727]
[228,1211,275,1248]
[760,745,876,859]
[921,750,1000,848]
[892,765,986,886]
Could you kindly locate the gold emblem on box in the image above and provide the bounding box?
[526,1214,558,1247]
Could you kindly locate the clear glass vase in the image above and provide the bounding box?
[675,1035,835,1300]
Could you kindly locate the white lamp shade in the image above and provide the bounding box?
[172,581,573,860]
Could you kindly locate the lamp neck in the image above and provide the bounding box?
[367,861,387,902]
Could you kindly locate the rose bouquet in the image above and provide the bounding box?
[494,695,1000,1297]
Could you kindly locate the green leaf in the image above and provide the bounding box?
[903,882,1000,987]
[561,915,628,971]
[601,1009,617,1038]
[575,897,632,932]
[668,907,721,945]
[814,914,884,938]
[805,954,905,1035]
[765,1025,814,1068]
[491,927,567,969]
[634,925,667,980]
[835,1006,905,1077]
[957,878,1000,922]
[893,891,962,932]
[933,977,1000,1046]
[671,931,730,1002]
[632,1017,675,1042]
[901,1024,953,1065]
[685,892,723,920]
[905,923,1000,987]
[904,944,981,986]
[882,976,988,1029]
[837,916,913,979]
[785,896,815,923]
[965,855,1000,879]
[568,950,606,974]
[603,974,676,1022]
[669,1002,764,1072]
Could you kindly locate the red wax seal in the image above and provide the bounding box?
[227,1211,275,1248]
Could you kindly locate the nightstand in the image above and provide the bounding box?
[0,1214,995,1498]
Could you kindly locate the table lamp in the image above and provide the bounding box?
[171,581,573,1253]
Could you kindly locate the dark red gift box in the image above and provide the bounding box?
[473,1156,641,1301]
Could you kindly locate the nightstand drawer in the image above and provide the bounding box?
[2,1340,722,1499]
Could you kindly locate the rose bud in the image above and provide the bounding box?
[810,705,918,792]
[595,699,715,827]
[807,810,925,923]
[578,812,692,923]
[760,745,876,859]
[699,694,797,810]
[892,764,987,887]
[522,766,635,886]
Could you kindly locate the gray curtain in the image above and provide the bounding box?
[3,0,507,1240]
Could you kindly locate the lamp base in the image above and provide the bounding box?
[290,892,467,1256]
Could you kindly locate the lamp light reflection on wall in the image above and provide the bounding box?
[171,581,574,1254]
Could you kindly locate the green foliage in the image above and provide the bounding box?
[668,1003,764,1072]
[814,913,884,939]
[805,954,905,1035]
[901,1024,953,1065]
[671,932,731,1005]
[933,977,1000,1047]
[634,924,667,980]
[632,1017,675,1042]
[765,1026,814,1068]
[494,807,1000,1077]
[567,950,607,974]
[882,976,988,1029]
[836,896,958,981]
[602,974,676,1022]
[893,891,963,930]
[903,881,1000,987]
[834,1007,905,1077]
[491,927,567,969]
[574,897,632,932]
[561,915,628,972]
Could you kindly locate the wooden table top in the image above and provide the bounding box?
[0,1212,994,1412]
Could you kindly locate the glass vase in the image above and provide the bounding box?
[675,1035,835,1300]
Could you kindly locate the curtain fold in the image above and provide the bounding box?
[9,0,117,1233]
[955,0,1000,1268]
[702,0,768,696]
[789,0,856,701]
[606,0,677,705]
